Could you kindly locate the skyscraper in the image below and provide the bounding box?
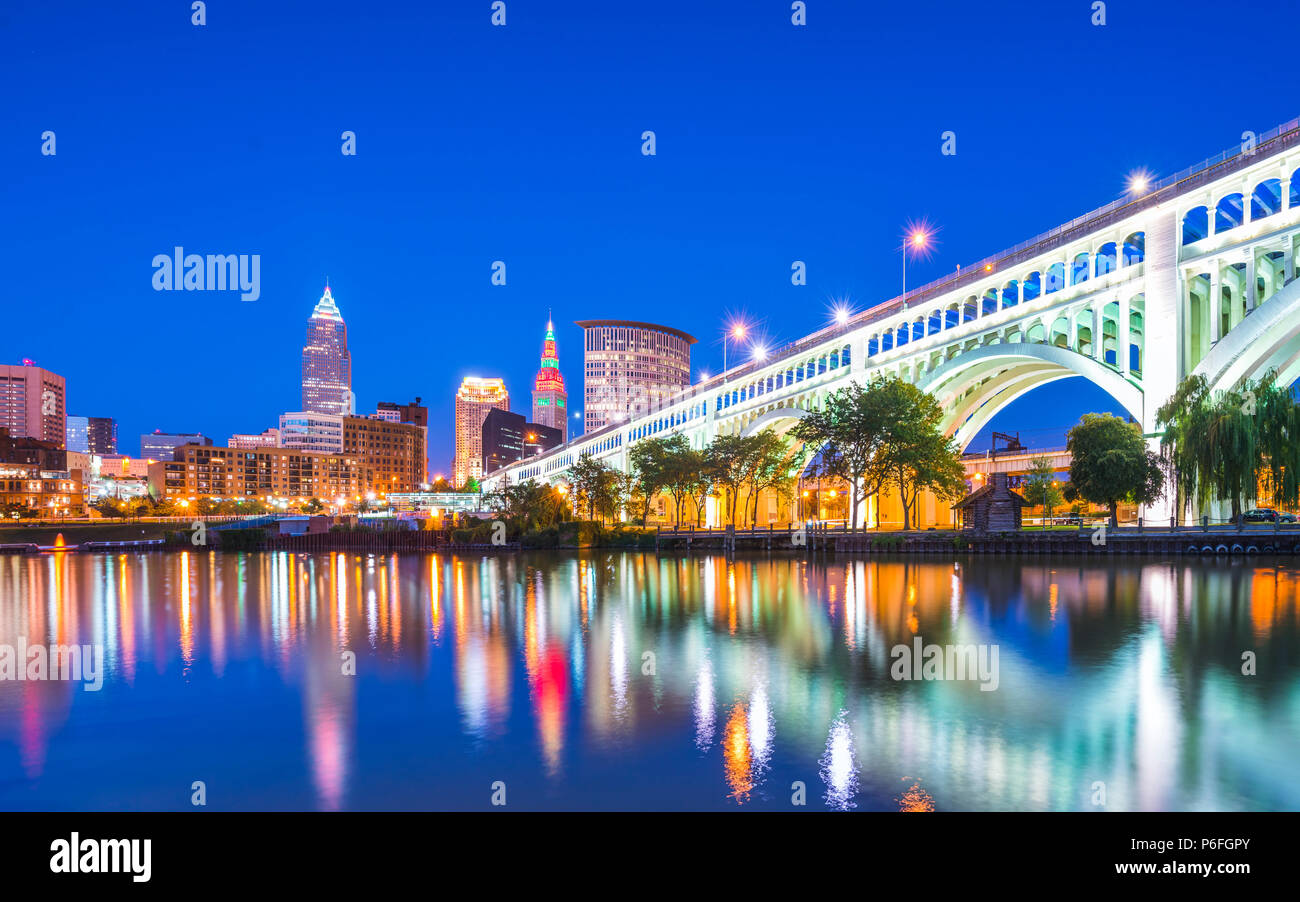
[68,416,117,455]
[301,284,353,416]
[0,361,66,447]
[575,320,696,433]
[453,377,509,488]
[531,319,568,442]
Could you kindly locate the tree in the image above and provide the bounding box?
[1067,413,1164,527]
[705,433,764,526]
[1022,457,1065,525]
[1156,370,1300,521]
[881,383,967,529]
[790,375,920,528]
[565,455,622,522]
[485,478,566,531]
[745,430,802,526]
[660,438,706,526]
[429,477,453,493]
[93,499,127,519]
[628,435,680,525]
[303,497,325,514]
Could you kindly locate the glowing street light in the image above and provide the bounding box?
[752,343,769,363]
[723,320,749,382]
[1127,169,1152,196]
[901,224,933,311]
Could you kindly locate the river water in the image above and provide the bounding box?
[0,550,1296,811]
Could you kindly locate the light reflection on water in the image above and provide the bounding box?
[0,550,1297,811]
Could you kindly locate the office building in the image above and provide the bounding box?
[453,377,509,488]
[0,463,83,517]
[149,445,362,502]
[0,427,67,470]
[481,408,563,475]
[301,283,354,416]
[141,431,212,460]
[279,412,344,455]
[229,428,280,449]
[373,398,428,428]
[67,415,117,455]
[372,398,429,482]
[531,319,568,442]
[575,320,696,433]
[0,361,66,447]
[343,415,426,493]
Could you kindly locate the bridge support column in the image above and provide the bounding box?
[1140,208,1179,523]
[1283,177,1292,212]
[1118,296,1131,375]
[1247,254,1258,312]
[1210,264,1222,343]
[1091,303,1103,361]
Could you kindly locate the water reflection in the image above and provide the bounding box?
[0,551,1297,811]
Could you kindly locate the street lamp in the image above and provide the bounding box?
[724,321,747,381]
[1127,169,1151,196]
[902,226,930,310]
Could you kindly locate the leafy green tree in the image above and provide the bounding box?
[628,435,680,525]
[881,384,967,529]
[93,499,127,518]
[429,477,453,492]
[790,375,923,528]
[302,497,326,514]
[566,455,623,522]
[1157,370,1300,520]
[1067,413,1164,527]
[1022,456,1065,524]
[705,433,764,526]
[485,478,566,531]
[745,430,802,526]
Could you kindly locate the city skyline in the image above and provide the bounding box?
[7,1,1270,470]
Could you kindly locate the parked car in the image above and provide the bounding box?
[1243,508,1279,523]
[1281,512,1298,523]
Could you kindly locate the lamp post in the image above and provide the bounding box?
[723,323,747,382]
[902,227,930,311]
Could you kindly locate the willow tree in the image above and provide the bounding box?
[1157,370,1300,520]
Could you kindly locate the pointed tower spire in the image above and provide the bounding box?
[532,314,567,442]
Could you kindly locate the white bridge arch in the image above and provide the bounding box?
[484,117,1300,524]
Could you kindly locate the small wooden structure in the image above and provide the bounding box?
[952,472,1026,532]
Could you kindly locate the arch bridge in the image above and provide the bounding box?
[485,118,1300,524]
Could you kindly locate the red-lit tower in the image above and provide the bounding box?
[531,318,567,442]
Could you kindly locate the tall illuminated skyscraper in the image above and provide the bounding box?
[531,318,568,442]
[0,361,66,447]
[301,284,354,416]
[453,377,509,488]
[575,320,695,433]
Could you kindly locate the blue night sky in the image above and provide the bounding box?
[2,0,1292,470]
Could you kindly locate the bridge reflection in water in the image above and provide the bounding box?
[0,550,1296,811]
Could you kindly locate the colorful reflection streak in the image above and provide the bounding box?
[0,552,1298,811]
